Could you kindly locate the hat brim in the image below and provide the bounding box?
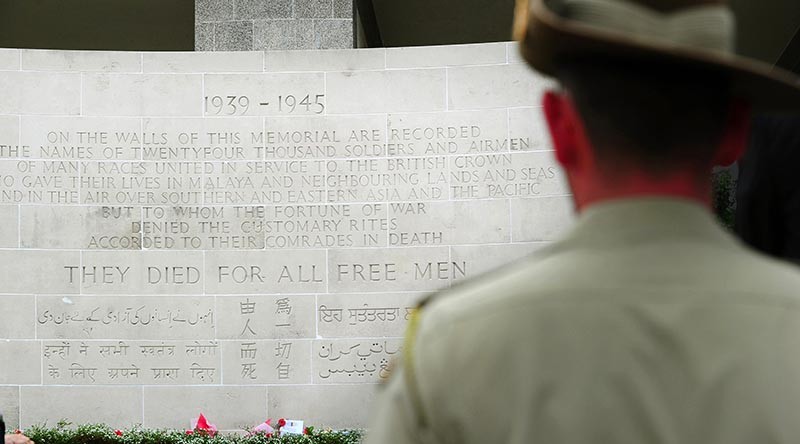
[518,0,800,112]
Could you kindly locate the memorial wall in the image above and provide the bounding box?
[0,42,574,431]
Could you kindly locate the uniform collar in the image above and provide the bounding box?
[559,196,737,248]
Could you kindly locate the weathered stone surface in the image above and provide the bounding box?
[0,72,80,115]
[264,48,384,71]
[236,0,293,19]
[196,0,234,22]
[326,69,446,113]
[0,386,20,429]
[297,0,334,18]
[21,50,142,72]
[0,295,34,339]
[82,74,203,116]
[0,341,41,384]
[254,20,315,51]
[314,20,353,49]
[2,43,572,429]
[144,386,267,430]
[21,386,143,428]
[0,48,19,70]
[268,384,376,428]
[144,51,263,72]
[214,21,254,51]
[195,23,215,51]
[386,42,506,68]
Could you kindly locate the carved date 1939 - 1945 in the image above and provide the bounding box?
[204,94,326,115]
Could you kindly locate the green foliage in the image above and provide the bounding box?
[712,169,736,230]
[22,423,364,444]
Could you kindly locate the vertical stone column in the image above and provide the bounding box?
[195,0,353,51]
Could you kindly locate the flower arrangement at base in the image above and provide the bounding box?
[21,419,364,444]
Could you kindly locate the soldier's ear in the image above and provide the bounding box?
[714,100,751,167]
[543,90,580,168]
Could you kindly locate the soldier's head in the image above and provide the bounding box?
[513,0,800,208]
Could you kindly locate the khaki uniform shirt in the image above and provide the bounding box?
[366,198,800,444]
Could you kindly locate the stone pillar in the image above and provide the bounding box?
[195,0,354,51]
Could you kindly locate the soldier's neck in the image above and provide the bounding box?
[569,168,713,213]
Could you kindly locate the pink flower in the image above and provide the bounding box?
[114,430,123,436]
[251,420,275,435]
[194,413,218,437]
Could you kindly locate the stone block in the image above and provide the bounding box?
[264,48,384,72]
[263,114,386,158]
[508,106,553,151]
[21,50,142,72]
[215,294,316,340]
[82,74,203,117]
[196,0,234,22]
[450,243,545,278]
[214,21,254,51]
[0,115,19,147]
[328,246,460,292]
[0,341,40,384]
[37,295,216,340]
[43,340,221,385]
[143,386,266,430]
[314,19,353,49]
[0,387,20,430]
[0,294,36,339]
[144,51,263,73]
[0,295,34,339]
[195,23,215,51]
[20,386,143,428]
[511,196,575,241]
[0,250,79,294]
[448,151,569,199]
[390,199,510,246]
[220,339,312,383]
[77,250,205,294]
[20,116,142,160]
[316,292,424,338]
[0,49,19,70]
[297,0,333,18]
[333,0,352,18]
[203,72,324,116]
[386,42,506,68]
[20,205,139,250]
[387,109,508,156]
[268,384,376,428]
[205,250,327,293]
[236,0,293,19]
[447,64,547,110]
[254,20,315,50]
[326,69,445,114]
[0,72,80,115]
[0,205,18,247]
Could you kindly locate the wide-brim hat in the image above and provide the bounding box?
[513,0,800,111]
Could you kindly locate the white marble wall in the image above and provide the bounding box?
[0,42,574,431]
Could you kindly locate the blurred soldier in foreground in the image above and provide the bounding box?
[736,114,800,263]
[366,0,800,443]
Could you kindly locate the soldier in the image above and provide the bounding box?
[366,0,800,443]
